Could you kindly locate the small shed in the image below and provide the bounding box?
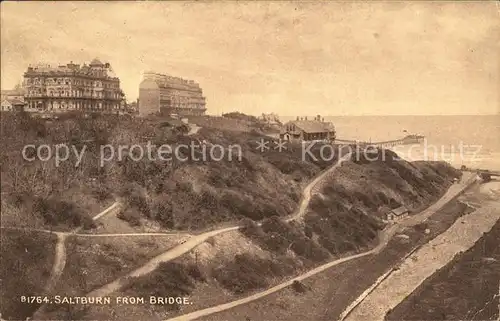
[386,206,409,221]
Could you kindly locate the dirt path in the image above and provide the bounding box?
[74,232,191,237]
[43,233,67,293]
[163,173,476,321]
[164,224,398,321]
[343,180,499,321]
[0,227,190,238]
[85,152,353,298]
[91,201,121,221]
[289,151,352,221]
[31,202,119,319]
[163,174,474,321]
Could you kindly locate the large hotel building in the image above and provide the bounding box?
[138,72,206,116]
[23,58,125,113]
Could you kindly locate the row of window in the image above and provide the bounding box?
[160,103,205,109]
[26,90,121,99]
[28,101,121,110]
[159,94,206,102]
[25,78,119,88]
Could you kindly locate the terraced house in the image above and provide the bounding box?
[23,58,125,113]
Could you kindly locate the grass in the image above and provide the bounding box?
[49,235,179,295]
[62,257,206,321]
[193,197,475,321]
[0,229,57,320]
[67,156,465,320]
[38,234,181,320]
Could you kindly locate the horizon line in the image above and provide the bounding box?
[211,113,500,117]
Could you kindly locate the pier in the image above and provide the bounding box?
[336,134,425,148]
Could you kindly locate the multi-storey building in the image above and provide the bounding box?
[23,58,125,113]
[138,72,206,116]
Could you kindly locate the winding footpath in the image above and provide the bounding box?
[86,151,353,298]
[46,202,122,292]
[31,202,121,318]
[163,172,477,321]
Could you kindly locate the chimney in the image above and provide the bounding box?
[322,117,325,122]
[296,116,299,121]
[305,116,308,120]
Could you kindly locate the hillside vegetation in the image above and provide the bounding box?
[0,230,57,320]
[2,112,463,321]
[41,144,462,321]
[0,112,336,232]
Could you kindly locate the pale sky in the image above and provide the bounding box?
[1,1,499,116]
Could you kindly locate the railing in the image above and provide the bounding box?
[335,136,425,148]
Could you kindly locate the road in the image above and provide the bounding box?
[85,151,353,297]
[163,172,476,321]
[336,173,478,321]
[344,186,499,321]
[399,172,478,228]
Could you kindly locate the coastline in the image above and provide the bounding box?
[344,180,500,321]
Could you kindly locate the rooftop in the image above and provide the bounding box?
[2,98,26,105]
[391,206,409,216]
[282,119,335,134]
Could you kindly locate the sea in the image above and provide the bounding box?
[280,115,500,171]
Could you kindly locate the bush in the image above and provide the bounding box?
[117,209,141,227]
[213,254,272,294]
[123,262,197,311]
[186,264,205,282]
[152,200,174,228]
[32,197,95,229]
[292,280,308,293]
[91,184,112,202]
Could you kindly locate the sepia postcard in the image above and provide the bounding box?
[0,1,499,321]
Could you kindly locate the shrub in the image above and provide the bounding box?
[213,254,273,294]
[91,184,112,202]
[117,209,141,227]
[123,262,197,311]
[186,264,206,282]
[292,280,308,293]
[32,197,95,229]
[152,201,174,228]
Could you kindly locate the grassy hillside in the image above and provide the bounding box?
[0,230,57,320]
[0,112,337,232]
[40,147,463,321]
[190,198,476,321]
[1,112,463,321]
